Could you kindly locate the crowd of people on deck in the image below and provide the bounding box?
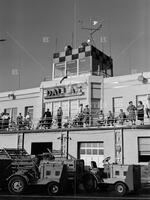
[0,100,149,131]
[38,104,90,129]
[97,100,147,126]
[0,111,32,130]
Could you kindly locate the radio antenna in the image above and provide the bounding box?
[79,19,103,47]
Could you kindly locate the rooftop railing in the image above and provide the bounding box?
[0,111,150,132]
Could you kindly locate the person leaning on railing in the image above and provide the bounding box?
[57,107,63,128]
[83,105,90,127]
[1,112,10,130]
[96,110,105,126]
[42,108,52,129]
[105,111,114,126]
[117,109,127,125]
[17,113,23,130]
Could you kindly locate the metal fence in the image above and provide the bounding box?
[0,111,149,132]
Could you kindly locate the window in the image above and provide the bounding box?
[79,57,91,74]
[5,107,17,122]
[54,62,65,78]
[112,97,123,116]
[61,101,69,118]
[91,83,101,99]
[66,60,77,76]
[70,100,78,118]
[136,94,149,107]
[55,171,60,176]
[25,106,34,120]
[138,137,150,162]
[46,171,51,176]
[31,142,52,155]
[91,83,101,121]
[78,142,104,167]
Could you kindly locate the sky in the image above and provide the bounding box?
[0,0,150,92]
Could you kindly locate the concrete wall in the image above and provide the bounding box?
[104,72,150,114]
[0,87,42,126]
[0,133,18,148]
[123,128,150,165]
[24,130,115,161]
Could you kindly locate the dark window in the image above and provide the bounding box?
[46,171,51,176]
[138,137,150,162]
[55,171,60,176]
[31,142,52,155]
[87,149,91,155]
[123,171,127,176]
[115,171,119,175]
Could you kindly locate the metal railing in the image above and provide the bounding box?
[0,112,150,132]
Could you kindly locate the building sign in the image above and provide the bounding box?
[44,84,85,99]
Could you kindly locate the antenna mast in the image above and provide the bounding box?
[80,19,103,47]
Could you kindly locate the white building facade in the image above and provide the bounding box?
[0,44,150,167]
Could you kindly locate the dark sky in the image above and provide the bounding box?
[0,0,150,92]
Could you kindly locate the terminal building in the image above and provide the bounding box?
[0,43,150,167]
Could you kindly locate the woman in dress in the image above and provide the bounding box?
[127,101,136,125]
[137,101,144,125]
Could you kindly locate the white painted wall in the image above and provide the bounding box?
[0,133,18,148]
[123,129,150,165]
[104,72,150,115]
[0,87,42,127]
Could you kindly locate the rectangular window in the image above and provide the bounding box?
[91,83,101,99]
[5,107,17,122]
[70,100,78,118]
[25,106,34,120]
[112,97,123,116]
[91,83,101,122]
[138,137,150,162]
[66,60,77,76]
[78,142,104,167]
[79,57,91,74]
[136,94,149,107]
[54,62,65,78]
[53,102,61,117]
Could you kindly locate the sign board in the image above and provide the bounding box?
[44,83,85,99]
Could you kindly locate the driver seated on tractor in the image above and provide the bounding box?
[90,161,103,182]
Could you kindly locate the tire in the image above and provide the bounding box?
[114,182,127,196]
[8,176,26,195]
[83,173,97,193]
[47,182,60,196]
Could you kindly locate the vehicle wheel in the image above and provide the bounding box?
[8,176,26,195]
[115,182,127,196]
[83,173,97,193]
[47,182,60,195]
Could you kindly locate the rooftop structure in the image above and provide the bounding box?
[52,43,113,80]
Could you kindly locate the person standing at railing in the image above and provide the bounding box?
[96,110,105,126]
[17,113,23,130]
[57,107,63,128]
[106,110,114,126]
[137,101,144,125]
[43,108,52,129]
[118,109,126,125]
[78,103,84,127]
[127,101,136,125]
[83,105,90,127]
[145,94,150,118]
[25,112,32,129]
[2,112,10,130]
